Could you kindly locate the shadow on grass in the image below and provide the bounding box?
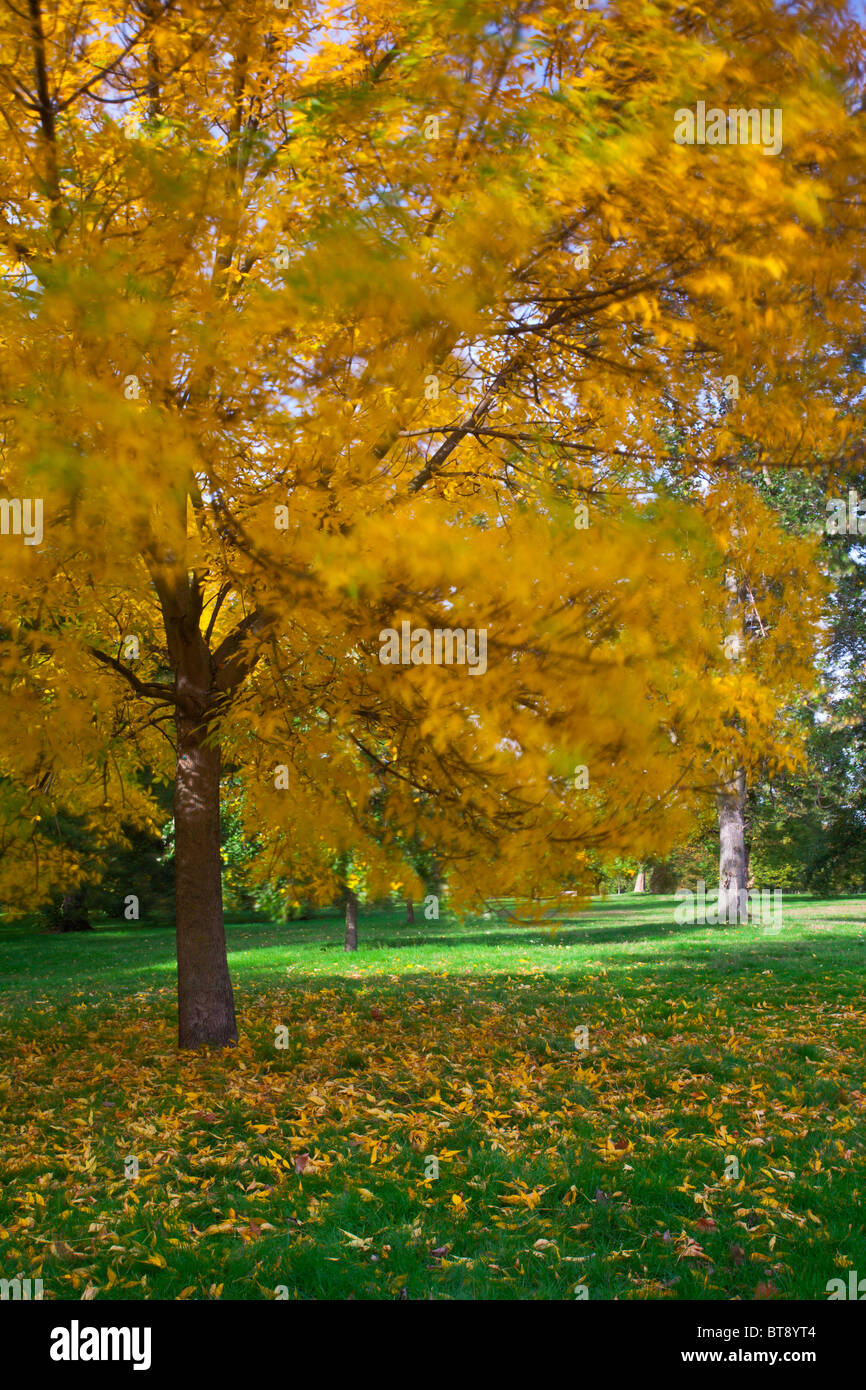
[298,921,703,951]
[1,893,865,1017]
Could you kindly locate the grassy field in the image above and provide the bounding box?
[0,893,865,1301]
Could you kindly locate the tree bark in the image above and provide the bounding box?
[345,888,359,951]
[633,867,646,892]
[175,712,237,1048]
[717,767,748,923]
[406,899,415,924]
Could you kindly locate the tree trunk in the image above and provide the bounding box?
[406,899,415,924]
[345,888,359,951]
[633,867,646,892]
[717,564,748,926]
[59,887,91,932]
[175,714,237,1048]
[429,853,445,902]
[717,767,747,923]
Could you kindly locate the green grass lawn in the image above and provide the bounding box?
[1,893,865,1301]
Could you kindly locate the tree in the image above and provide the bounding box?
[0,0,862,1046]
[743,463,866,893]
[649,458,837,921]
[717,564,749,923]
[344,888,359,954]
[718,766,748,921]
[48,887,91,933]
[708,482,828,921]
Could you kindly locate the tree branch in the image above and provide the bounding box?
[211,609,270,695]
[88,646,178,703]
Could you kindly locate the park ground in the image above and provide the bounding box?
[0,894,864,1301]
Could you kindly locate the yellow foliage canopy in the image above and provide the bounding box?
[0,0,860,910]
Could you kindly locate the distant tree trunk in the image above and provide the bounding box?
[58,887,91,932]
[633,866,646,892]
[428,853,445,902]
[647,860,677,894]
[174,710,238,1049]
[717,564,748,926]
[406,899,415,923]
[718,767,748,923]
[345,888,359,951]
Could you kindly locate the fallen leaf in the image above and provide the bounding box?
[50,1241,82,1260]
